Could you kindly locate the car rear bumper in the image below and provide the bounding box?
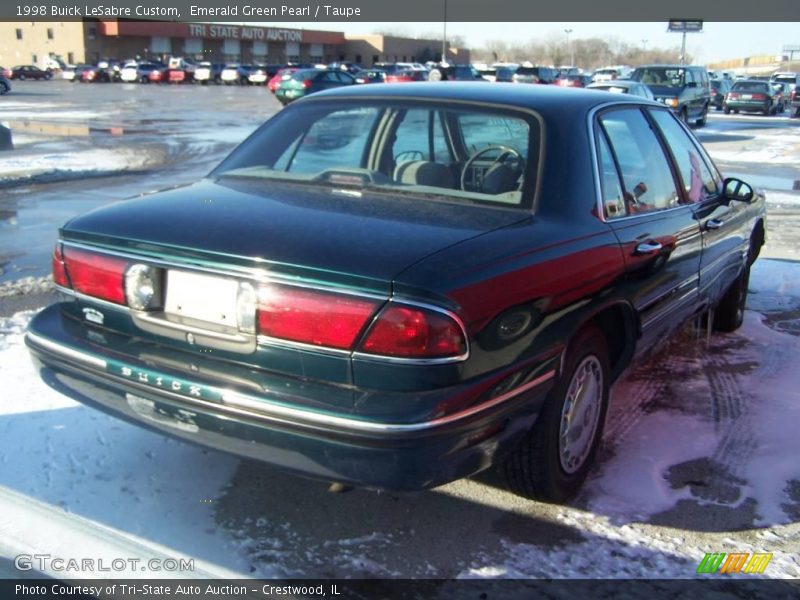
[26,304,554,491]
[724,100,770,112]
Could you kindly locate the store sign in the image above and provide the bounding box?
[187,24,303,42]
[667,20,703,33]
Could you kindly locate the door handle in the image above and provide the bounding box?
[634,241,662,255]
[705,218,724,230]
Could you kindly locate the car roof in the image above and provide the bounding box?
[295,81,653,111]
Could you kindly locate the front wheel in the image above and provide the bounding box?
[713,265,750,332]
[696,104,708,126]
[503,326,610,503]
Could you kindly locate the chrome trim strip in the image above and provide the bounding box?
[26,332,108,370]
[60,240,471,363]
[641,286,699,330]
[56,284,132,313]
[27,330,554,434]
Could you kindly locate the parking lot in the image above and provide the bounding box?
[1,80,799,580]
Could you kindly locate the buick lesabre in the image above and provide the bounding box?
[26,83,765,503]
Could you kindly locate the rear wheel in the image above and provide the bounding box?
[18,74,26,81]
[680,107,690,125]
[695,104,708,126]
[713,265,750,332]
[503,326,610,503]
[0,81,8,95]
[724,106,731,114]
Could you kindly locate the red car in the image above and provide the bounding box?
[167,68,187,83]
[556,74,592,88]
[1,66,11,79]
[268,68,297,93]
[385,69,428,83]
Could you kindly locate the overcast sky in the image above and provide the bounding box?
[286,22,799,64]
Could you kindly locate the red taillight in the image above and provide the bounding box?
[257,285,379,350]
[728,92,740,99]
[52,244,68,287]
[359,305,466,359]
[752,93,766,100]
[302,79,312,88]
[711,87,718,94]
[62,247,128,305]
[792,90,797,101]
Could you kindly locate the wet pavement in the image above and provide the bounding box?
[0,79,280,283]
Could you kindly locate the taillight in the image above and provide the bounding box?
[257,285,379,350]
[302,79,312,88]
[52,244,68,287]
[62,247,128,305]
[359,305,466,359]
[792,90,797,101]
[711,87,718,94]
[752,93,766,100]
[728,92,740,99]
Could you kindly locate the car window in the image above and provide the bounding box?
[214,102,539,208]
[391,109,452,164]
[597,130,626,219]
[731,82,768,93]
[598,108,680,214]
[649,109,719,203]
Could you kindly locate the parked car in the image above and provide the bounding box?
[220,64,248,85]
[26,83,765,504]
[59,65,78,81]
[0,74,10,95]
[769,72,799,117]
[1,66,13,79]
[495,65,519,83]
[81,65,112,83]
[556,74,592,88]
[268,68,298,93]
[710,78,733,110]
[586,80,655,100]
[353,69,386,84]
[275,68,356,105]
[70,64,93,82]
[385,69,428,83]
[512,66,558,85]
[119,62,140,83]
[247,65,269,85]
[10,65,51,80]
[193,62,224,85]
[630,64,711,126]
[591,66,631,82]
[428,64,486,81]
[724,80,784,115]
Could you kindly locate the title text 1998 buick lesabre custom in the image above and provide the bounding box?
[26,83,765,503]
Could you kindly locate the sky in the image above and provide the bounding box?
[284,22,799,64]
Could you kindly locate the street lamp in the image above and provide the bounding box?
[641,39,648,50]
[441,0,447,64]
[564,28,573,66]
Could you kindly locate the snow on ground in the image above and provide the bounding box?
[0,312,253,578]
[0,148,154,185]
[0,260,799,579]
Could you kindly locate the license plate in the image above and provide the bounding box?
[742,94,752,99]
[165,270,239,327]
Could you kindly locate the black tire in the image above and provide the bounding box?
[679,107,690,126]
[724,107,731,114]
[696,104,708,127]
[713,265,750,332]
[733,109,739,114]
[503,326,610,503]
[0,82,8,95]
[18,74,26,81]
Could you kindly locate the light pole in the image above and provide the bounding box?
[564,28,573,66]
[441,0,447,64]
[641,39,648,50]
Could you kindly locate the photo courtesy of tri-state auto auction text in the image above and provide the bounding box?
[0,0,799,594]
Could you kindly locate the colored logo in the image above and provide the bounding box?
[697,552,773,574]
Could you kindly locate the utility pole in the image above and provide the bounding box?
[564,28,573,65]
[441,0,447,63]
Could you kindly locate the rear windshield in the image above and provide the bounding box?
[212,101,542,209]
[731,81,769,92]
[291,69,321,80]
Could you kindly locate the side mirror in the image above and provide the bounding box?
[723,177,755,203]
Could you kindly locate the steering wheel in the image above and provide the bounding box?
[460,145,524,192]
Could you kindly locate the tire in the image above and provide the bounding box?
[0,82,8,95]
[695,104,708,127]
[733,109,739,114]
[18,74,26,81]
[713,265,750,332]
[724,107,731,115]
[503,326,610,503]
[679,107,690,125]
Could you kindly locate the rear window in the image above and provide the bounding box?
[213,101,542,209]
[291,69,320,81]
[632,67,686,87]
[731,81,769,92]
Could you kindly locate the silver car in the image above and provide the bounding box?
[587,80,655,101]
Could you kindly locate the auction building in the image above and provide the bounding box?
[1,20,470,68]
[83,21,346,65]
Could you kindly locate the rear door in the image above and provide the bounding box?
[595,106,704,351]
